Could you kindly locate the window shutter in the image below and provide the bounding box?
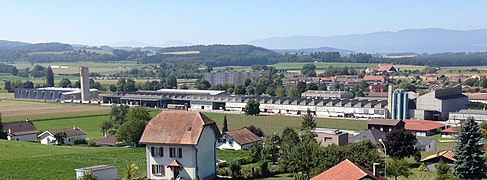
[159,147,163,157]
[151,147,155,157]
[169,148,173,157]
[159,165,164,174]
[178,148,182,158]
[151,164,155,174]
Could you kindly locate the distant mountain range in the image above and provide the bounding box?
[273,47,355,56]
[248,28,487,53]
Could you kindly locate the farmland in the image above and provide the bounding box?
[10,61,147,74]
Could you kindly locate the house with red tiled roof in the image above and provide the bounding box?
[440,127,458,138]
[404,120,446,136]
[311,159,385,180]
[363,75,386,84]
[420,151,456,171]
[139,111,220,180]
[217,127,263,150]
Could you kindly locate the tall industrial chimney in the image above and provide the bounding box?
[80,66,91,102]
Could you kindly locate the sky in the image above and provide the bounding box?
[0,0,486,46]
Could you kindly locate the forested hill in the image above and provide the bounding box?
[0,40,30,50]
[142,45,280,66]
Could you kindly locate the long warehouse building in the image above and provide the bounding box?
[101,89,388,118]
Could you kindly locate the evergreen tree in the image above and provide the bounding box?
[222,115,228,133]
[46,66,54,87]
[4,80,11,93]
[454,117,485,179]
[384,129,418,159]
[59,78,72,88]
[262,133,280,163]
[301,109,316,130]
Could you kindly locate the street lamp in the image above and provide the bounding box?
[378,138,387,179]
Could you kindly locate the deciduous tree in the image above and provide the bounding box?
[244,99,260,116]
[384,129,418,159]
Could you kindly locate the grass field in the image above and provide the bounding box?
[270,62,378,70]
[0,140,147,180]
[10,61,147,74]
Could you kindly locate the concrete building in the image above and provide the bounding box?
[14,87,99,101]
[80,66,91,102]
[449,109,487,122]
[217,128,263,150]
[204,70,270,86]
[139,111,220,180]
[301,90,354,99]
[75,165,118,180]
[1,120,38,141]
[414,87,468,120]
[313,128,348,147]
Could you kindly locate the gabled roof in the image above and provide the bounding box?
[368,119,403,126]
[95,135,125,146]
[348,129,385,144]
[2,121,38,136]
[139,111,220,145]
[421,151,456,162]
[441,127,458,134]
[167,160,183,167]
[39,127,87,138]
[224,127,263,145]
[311,159,385,180]
[416,136,438,147]
[404,120,445,131]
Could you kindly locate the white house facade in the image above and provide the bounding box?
[140,111,220,180]
[1,120,39,142]
[217,128,263,150]
[38,126,87,145]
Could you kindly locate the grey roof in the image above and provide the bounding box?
[416,136,438,147]
[455,109,487,115]
[348,129,385,144]
[2,121,38,136]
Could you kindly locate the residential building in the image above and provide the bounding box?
[440,127,458,138]
[365,65,397,74]
[217,127,263,150]
[38,126,87,145]
[313,129,348,147]
[94,135,127,147]
[311,159,385,180]
[301,90,354,99]
[75,165,117,180]
[1,120,38,141]
[139,111,220,180]
[420,151,455,171]
[415,136,438,152]
[363,75,386,84]
[404,120,446,136]
[367,119,405,133]
[414,87,468,120]
[348,129,385,144]
[203,70,270,86]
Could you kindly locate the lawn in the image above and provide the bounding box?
[203,112,368,134]
[0,140,146,180]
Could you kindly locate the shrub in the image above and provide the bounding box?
[73,138,87,145]
[87,140,97,147]
[217,167,230,176]
[234,156,256,165]
[229,161,241,177]
[257,160,269,177]
[418,163,427,172]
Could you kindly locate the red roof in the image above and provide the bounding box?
[377,65,394,72]
[464,93,487,100]
[224,128,263,145]
[311,159,385,180]
[404,120,445,131]
[139,111,219,145]
[441,127,458,134]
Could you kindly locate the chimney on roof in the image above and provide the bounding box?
[8,129,11,134]
[372,163,380,177]
[73,125,76,130]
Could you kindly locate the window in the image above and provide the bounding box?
[151,164,165,175]
[151,147,164,157]
[169,147,183,158]
[324,137,333,142]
